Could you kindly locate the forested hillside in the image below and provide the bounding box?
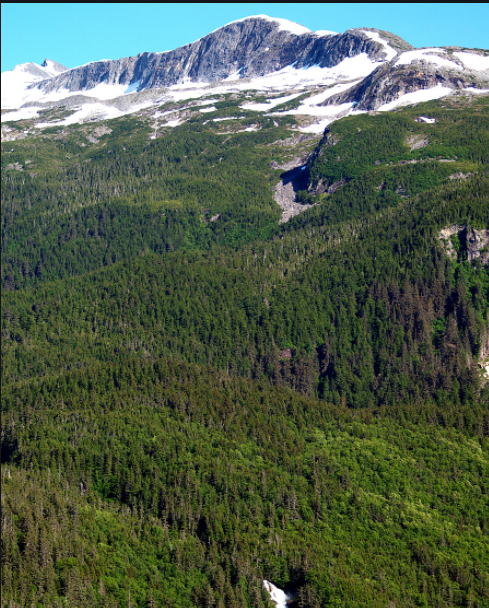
[2,93,489,607]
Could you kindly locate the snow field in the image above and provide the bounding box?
[377,84,453,111]
[360,30,397,61]
[395,48,462,70]
[453,52,489,71]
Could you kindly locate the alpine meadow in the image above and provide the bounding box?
[1,14,489,608]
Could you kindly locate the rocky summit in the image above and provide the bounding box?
[2,15,488,131]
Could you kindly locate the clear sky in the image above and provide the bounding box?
[2,3,488,72]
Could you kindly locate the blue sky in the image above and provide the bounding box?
[2,3,488,72]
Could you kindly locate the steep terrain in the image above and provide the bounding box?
[2,16,489,132]
[1,15,489,608]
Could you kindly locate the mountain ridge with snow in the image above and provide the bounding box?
[2,15,488,132]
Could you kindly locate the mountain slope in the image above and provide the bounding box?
[2,16,488,131]
[2,98,488,406]
[2,19,489,608]
[2,360,489,608]
[3,17,401,100]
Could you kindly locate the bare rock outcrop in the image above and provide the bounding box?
[273,163,315,223]
[319,61,487,111]
[438,225,489,265]
[27,18,403,97]
[479,324,489,381]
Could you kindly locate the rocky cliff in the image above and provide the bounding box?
[439,225,489,266]
[320,58,487,111]
[28,17,403,95]
[2,15,488,130]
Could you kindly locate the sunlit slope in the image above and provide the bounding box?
[2,96,488,291]
[2,359,488,607]
[3,145,488,405]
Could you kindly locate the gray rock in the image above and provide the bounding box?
[27,17,404,97]
[438,225,489,265]
[319,60,487,111]
[16,16,488,120]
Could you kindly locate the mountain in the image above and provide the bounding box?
[0,58,68,109]
[1,15,489,608]
[2,15,488,131]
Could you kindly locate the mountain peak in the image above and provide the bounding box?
[221,15,312,36]
[41,59,68,73]
[2,17,488,124]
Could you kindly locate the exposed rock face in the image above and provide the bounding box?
[479,325,489,382]
[438,225,489,383]
[28,18,403,96]
[466,227,489,265]
[273,163,315,223]
[320,62,480,111]
[438,225,489,265]
[405,134,428,151]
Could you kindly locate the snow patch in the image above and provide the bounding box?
[315,30,338,37]
[360,30,397,61]
[125,80,140,94]
[241,93,302,111]
[266,16,311,36]
[76,81,129,100]
[199,106,217,113]
[453,51,489,71]
[1,106,42,123]
[377,84,453,111]
[419,116,437,123]
[298,117,339,134]
[163,118,183,127]
[395,48,461,70]
[193,98,220,105]
[224,70,242,82]
[463,87,489,94]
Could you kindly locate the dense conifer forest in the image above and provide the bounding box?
[1,93,489,607]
